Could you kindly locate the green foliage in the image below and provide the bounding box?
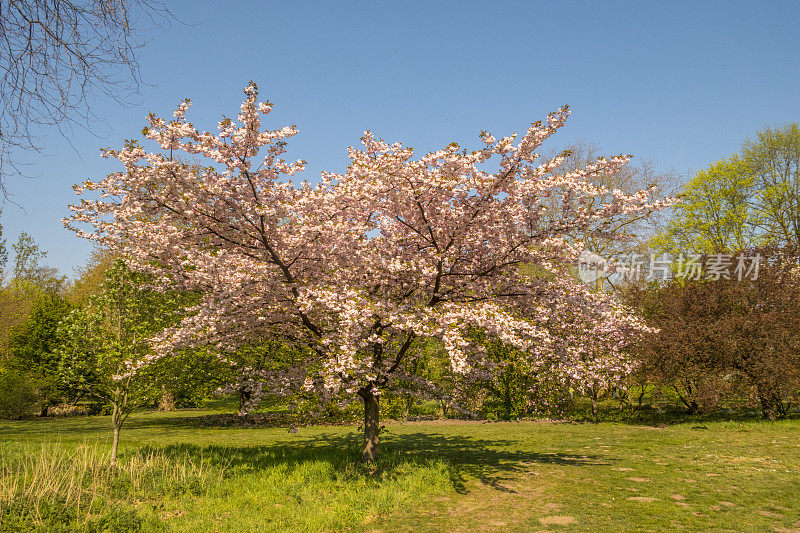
[2,292,72,415]
[473,337,537,419]
[654,122,800,255]
[56,260,200,462]
[0,367,40,419]
[155,349,230,408]
[653,156,756,254]
[6,293,71,370]
[741,122,800,248]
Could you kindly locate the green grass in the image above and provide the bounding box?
[1,411,799,531]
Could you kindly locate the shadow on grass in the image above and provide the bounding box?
[578,405,800,427]
[388,431,613,493]
[128,430,612,495]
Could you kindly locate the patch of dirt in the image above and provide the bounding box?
[626,477,652,482]
[539,516,576,525]
[628,497,659,503]
[671,494,685,500]
[760,510,785,518]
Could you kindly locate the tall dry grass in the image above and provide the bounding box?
[0,443,227,529]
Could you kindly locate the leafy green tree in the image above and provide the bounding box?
[742,123,800,248]
[4,292,72,415]
[58,260,192,466]
[10,232,63,289]
[652,156,756,255]
[654,123,800,256]
[0,233,64,354]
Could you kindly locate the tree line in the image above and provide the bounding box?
[1,87,798,464]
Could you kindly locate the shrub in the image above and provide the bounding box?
[0,368,40,419]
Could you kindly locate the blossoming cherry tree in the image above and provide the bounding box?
[68,84,668,460]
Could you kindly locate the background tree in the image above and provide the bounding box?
[741,123,800,248]
[652,156,757,255]
[4,291,72,415]
[10,232,62,287]
[57,260,191,465]
[626,279,739,414]
[67,85,671,461]
[0,0,173,190]
[0,232,68,419]
[546,140,679,261]
[627,248,800,419]
[68,247,118,305]
[653,123,800,256]
[0,232,62,354]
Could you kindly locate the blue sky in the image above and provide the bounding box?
[2,0,799,277]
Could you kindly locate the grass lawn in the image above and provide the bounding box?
[1,411,799,531]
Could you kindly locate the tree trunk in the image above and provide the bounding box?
[359,387,380,462]
[674,385,699,414]
[758,386,778,420]
[110,424,120,467]
[238,389,251,417]
[110,402,121,467]
[503,378,513,419]
[158,386,175,411]
[403,393,413,421]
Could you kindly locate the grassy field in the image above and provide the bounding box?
[1,411,799,532]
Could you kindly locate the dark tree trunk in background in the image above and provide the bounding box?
[238,389,251,417]
[359,386,380,462]
[158,386,175,411]
[757,385,780,420]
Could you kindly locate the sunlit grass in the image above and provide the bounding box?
[1,411,798,531]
